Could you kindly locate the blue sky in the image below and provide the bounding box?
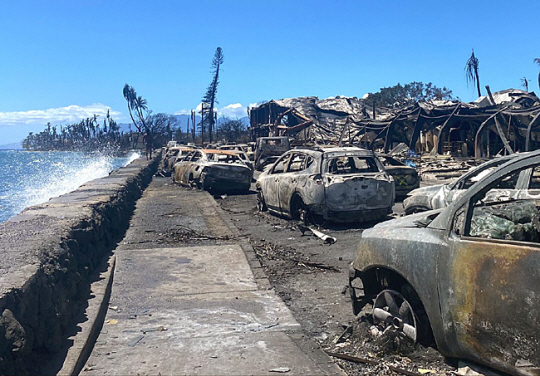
[1,0,539,144]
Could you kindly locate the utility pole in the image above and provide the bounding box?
[200,104,205,145]
[191,110,196,143]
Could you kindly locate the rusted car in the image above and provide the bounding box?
[164,146,195,175]
[402,154,519,214]
[254,137,291,170]
[377,154,420,197]
[218,144,255,161]
[173,149,253,191]
[349,150,540,376]
[256,146,395,223]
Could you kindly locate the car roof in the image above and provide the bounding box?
[292,146,374,156]
[202,149,239,156]
[447,153,522,189]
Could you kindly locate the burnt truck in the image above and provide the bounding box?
[254,136,291,170]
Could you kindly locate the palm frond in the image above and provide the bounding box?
[465,50,479,85]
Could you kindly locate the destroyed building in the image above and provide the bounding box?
[248,90,540,158]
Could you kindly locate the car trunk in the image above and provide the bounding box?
[210,164,251,180]
[324,173,393,211]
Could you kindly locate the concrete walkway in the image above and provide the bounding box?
[80,177,343,375]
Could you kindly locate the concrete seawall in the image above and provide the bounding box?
[0,155,159,375]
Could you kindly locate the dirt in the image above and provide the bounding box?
[215,189,458,376]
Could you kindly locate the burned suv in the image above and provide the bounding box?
[350,150,540,375]
[256,146,395,223]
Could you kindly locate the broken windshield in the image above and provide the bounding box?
[326,156,381,175]
[207,153,244,164]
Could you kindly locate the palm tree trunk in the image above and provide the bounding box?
[474,66,481,97]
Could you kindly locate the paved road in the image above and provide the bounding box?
[81,177,343,375]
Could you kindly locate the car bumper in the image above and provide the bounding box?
[203,177,251,190]
[310,204,391,223]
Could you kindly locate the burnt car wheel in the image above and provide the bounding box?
[290,195,305,221]
[257,190,267,211]
[372,289,419,342]
[198,172,208,190]
[188,173,198,189]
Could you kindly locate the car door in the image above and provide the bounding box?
[278,152,306,214]
[184,151,201,183]
[438,165,540,372]
[263,153,291,212]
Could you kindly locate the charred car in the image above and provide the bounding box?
[377,154,420,197]
[403,154,519,215]
[173,149,253,192]
[256,146,395,223]
[254,136,291,170]
[164,146,195,175]
[218,144,255,161]
[349,150,540,376]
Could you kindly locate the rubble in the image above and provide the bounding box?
[249,90,540,159]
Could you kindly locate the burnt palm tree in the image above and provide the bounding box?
[535,58,540,90]
[521,77,529,92]
[465,49,481,98]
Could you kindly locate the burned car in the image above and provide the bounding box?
[218,144,255,161]
[163,146,195,175]
[173,149,253,192]
[256,146,395,223]
[377,154,420,197]
[403,154,519,215]
[254,136,291,170]
[349,150,540,376]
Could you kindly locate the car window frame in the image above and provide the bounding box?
[270,152,292,175]
[286,152,307,173]
[450,165,540,247]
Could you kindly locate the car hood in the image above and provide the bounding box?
[406,184,445,197]
[370,209,445,231]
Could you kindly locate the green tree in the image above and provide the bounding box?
[364,82,453,109]
[202,47,224,143]
[465,49,481,98]
[123,84,149,133]
[217,117,248,143]
[146,113,179,147]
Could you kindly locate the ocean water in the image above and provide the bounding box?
[0,150,140,224]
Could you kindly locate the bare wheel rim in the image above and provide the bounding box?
[372,289,417,341]
[257,190,267,211]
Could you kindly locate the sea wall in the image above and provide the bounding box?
[0,154,159,375]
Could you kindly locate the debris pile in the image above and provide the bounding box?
[252,241,340,273]
[249,90,540,159]
[321,317,455,376]
[416,157,485,181]
[159,225,232,243]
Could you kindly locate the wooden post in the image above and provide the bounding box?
[485,85,496,105]
[200,104,205,145]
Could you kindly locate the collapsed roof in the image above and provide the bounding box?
[248,90,540,157]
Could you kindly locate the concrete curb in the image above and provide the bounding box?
[207,191,272,290]
[57,255,116,376]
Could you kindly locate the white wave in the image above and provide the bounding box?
[125,151,140,164]
[20,155,115,209]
